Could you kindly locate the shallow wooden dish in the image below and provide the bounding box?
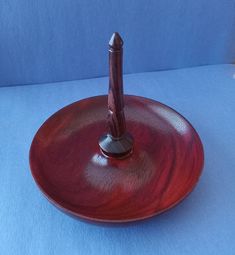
[30,95,204,223]
[29,33,204,223]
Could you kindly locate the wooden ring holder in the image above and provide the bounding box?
[29,33,204,223]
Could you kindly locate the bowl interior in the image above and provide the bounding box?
[30,95,204,222]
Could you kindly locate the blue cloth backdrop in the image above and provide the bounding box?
[0,0,235,86]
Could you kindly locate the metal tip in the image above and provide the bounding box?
[109,32,123,49]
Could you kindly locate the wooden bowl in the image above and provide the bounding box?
[29,95,204,223]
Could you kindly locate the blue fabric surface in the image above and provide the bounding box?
[1,0,235,86]
[0,64,235,254]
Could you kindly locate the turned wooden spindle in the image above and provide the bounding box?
[108,32,125,137]
[99,33,134,158]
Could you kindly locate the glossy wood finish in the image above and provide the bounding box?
[30,95,204,223]
[99,33,133,158]
[29,33,204,223]
[107,32,126,137]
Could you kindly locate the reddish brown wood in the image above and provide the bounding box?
[108,32,125,137]
[99,33,133,158]
[29,33,204,223]
[30,95,204,223]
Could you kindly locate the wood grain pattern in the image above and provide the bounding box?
[29,95,204,223]
[99,33,133,158]
[107,32,125,137]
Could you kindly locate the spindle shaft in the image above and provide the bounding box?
[99,33,133,158]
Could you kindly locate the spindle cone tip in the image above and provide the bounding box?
[109,32,123,49]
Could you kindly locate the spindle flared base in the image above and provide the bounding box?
[99,133,134,158]
[29,95,204,223]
